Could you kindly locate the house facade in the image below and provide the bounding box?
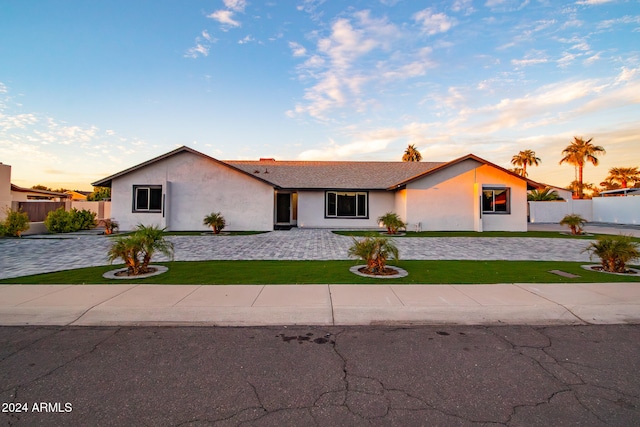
[92,146,541,232]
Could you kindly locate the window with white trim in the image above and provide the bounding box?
[325,191,368,218]
[133,185,163,212]
[482,187,510,214]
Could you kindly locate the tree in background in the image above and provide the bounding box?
[559,137,605,199]
[402,144,422,162]
[510,149,541,177]
[87,187,111,201]
[527,187,562,201]
[565,180,596,199]
[604,167,640,189]
[31,184,52,191]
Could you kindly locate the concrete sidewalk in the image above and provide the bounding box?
[1,282,639,326]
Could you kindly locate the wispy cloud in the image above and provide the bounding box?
[413,8,456,35]
[208,10,241,29]
[184,30,216,58]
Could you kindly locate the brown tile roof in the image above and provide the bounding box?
[226,160,445,190]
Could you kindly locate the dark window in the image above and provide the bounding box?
[133,186,163,212]
[482,188,510,214]
[326,191,368,218]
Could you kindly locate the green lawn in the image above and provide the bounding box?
[1,260,638,285]
[333,230,640,241]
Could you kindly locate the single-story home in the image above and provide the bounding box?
[92,146,543,232]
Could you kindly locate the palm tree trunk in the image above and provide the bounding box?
[578,165,584,199]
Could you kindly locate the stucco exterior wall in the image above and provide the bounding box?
[404,160,528,231]
[593,196,640,224]
[0,164,11,221]
[111,151,274,231]
[296,190,394,229]
[529,199,593,223]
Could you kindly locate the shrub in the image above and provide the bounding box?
[377,212,407,234]
[559,214,586,235]
[1,208,30,237]
[583,235,640,273]
[72,208,97,230]
[203,211,226,234]
[107,224,174,275]
[44,207,75,233]
[99,218,119,235]
[348,235,399,274]
[44,207,97,233]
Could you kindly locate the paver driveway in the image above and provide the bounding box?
[0,228,595,280]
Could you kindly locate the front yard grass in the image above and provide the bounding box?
[1,260,638,285]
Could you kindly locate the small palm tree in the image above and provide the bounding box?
[203,212,226,234]
[377,212,407,234]
[511,149,541,177]
[402,144,422,162]
[99,218,119,235]
[527,187,562,201]
[559,214,586,235]
[107,224,174,275]
[583,235,640,273]
[559,137,605,199]
[135,224,174,273]
[108,234,144,275]
[605,167,640,189]
[348,235,399,274]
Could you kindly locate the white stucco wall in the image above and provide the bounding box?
[110,151,274,231]
[296,190,395,229]
[403,160,528,231]
[593,196,640,224]
[0,163,11,221]
[529,199,593,223]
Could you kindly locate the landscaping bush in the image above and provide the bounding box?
[348,235,399,274]
[583,235,640,273]
[71,208,97,230]
[559,214,586,235]
[0,208,30,237]
[203,211,226,234]
[44,207,75,233]
[107,224,174,275]
[377,212,407,234]
[44,207,97,233]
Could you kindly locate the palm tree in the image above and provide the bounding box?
[203,212,226,234]
[511,149,541,177]
[605,167,640,189]
[584,235,640,273]
[527,187,562,201]
[402,144,422,162]
[559,214,586,235]
[559,137,605,199]
[348,235,399,274]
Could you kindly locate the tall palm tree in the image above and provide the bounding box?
[559,137,605,199]
[605,166,640,188]
[402,144,422,162]
[510,149,541,177]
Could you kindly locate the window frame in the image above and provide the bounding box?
[325,191,369,219]
[133,185,163,213]
[482,187,511,214]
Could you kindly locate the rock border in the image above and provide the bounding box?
[103,265,169,280]
[349,265,408,279]
[379,232,406,237]
[581,265,640,276]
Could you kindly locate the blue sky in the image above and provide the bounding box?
[1,0,638,190]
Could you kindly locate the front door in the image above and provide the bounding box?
[276,193,290,223]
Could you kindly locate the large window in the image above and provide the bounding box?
[482,187,510,214]
[133,185,163,212]
[326,191,368,218]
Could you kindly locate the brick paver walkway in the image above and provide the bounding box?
[0,228,597,280]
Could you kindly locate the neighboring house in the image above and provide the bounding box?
[64,190,92,201]
[0,162,69,222]
[92,146,543,232]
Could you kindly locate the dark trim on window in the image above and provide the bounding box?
[482,187,510,214]
[325,191,369,219]
[133,185,163,213]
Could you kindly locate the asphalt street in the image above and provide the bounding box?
[1,325,639,426]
